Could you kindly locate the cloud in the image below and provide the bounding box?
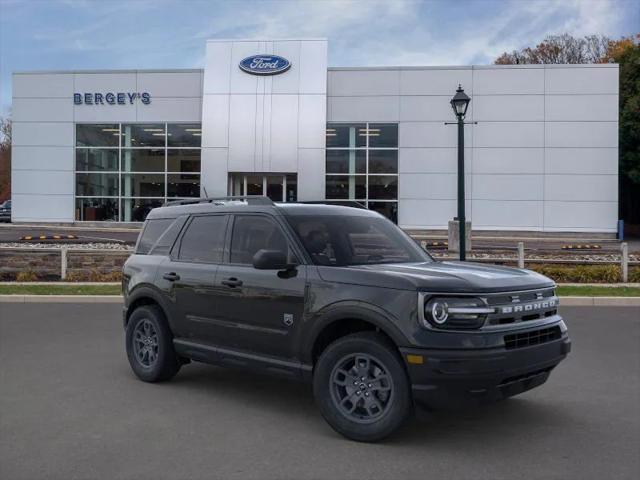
[1,0,637,115]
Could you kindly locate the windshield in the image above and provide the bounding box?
[286,215,432,266]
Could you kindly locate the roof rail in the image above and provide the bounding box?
[296,200,367,209]
[163,196,275,207]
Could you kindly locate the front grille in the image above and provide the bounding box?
[504,326,561,350]
[485,288,558,326]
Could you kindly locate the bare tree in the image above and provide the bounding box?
[495,33,611,64]
[0,116,11,201]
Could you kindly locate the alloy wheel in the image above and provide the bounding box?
[329,353,394,424]
[132,319,159,368]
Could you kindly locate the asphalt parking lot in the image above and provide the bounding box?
[1,304,638,480]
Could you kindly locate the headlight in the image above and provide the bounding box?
[421,296,494,329]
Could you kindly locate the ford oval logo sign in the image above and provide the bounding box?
[239,55,291,75]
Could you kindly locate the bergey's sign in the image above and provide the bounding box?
[74,92,151,105]
[239,55,291,75]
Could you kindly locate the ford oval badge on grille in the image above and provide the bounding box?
[239,55,291,75]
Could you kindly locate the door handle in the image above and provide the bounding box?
[221,277,243,288]
[162,272,180,281]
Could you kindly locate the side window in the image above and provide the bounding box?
[149,216,187,255]
[137,218,174,254]
[293,219,337,265]
[178,215,227,263]
[230,215,292,265]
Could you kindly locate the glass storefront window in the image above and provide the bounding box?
[246,176,263,196]
[75,149,118,171]
[168,124,202,147]
[326,175,366,200]
[286,174,297,202]
[75,123,202,221]
[326,150,366,174]
[326,123,366,148]
[76,173,119,197]
[167,174,200,197]
[266,176,283,202]
[167,149,200,172]
[121,174,165,198]
[75,198,119,221]
[368,150,398,174]
[121,198,164,222]
[325,122,399,223]
[368,202,398,223]
[121,124,165,147]
[76,124,120,147]
[368,176,398,200]
[122,149,165,172]
[368,123,398,148]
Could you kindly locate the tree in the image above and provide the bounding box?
[0,116,10,202]
[610,36,640,227]
[495,34,640,228]
[495,34,610,64]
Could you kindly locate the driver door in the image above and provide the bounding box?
[207,214,307,360]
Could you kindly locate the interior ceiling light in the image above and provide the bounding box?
[102,128,120,132]
[184,128,201,132]
[143,128,164,132]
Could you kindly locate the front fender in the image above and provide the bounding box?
[298,300,410,365]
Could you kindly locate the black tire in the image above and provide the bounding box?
[125,305,181,382]
[313,332,412,442]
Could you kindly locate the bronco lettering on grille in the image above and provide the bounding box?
[499,298,557,314]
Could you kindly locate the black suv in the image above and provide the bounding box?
[122,197,570,442]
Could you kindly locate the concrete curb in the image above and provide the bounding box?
[0,281,121,286]
[560,296,640,306]
[1,295,639,306]
[0,295,123,303]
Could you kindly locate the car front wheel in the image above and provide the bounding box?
[313,332,412,442]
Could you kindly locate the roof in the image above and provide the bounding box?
[146,198,378,220]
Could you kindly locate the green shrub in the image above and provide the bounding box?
[527,264,621,283]
[15,270,38,282]
[65,269,122,282]
[628,266,640,283]
[88,270,122,282]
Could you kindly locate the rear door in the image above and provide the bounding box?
[208,213,307,360]
[157,214,229,342]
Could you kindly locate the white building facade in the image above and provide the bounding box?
[11,38,619,231]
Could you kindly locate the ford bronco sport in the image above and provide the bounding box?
[122,196,570,442]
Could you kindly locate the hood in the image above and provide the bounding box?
[317,261,554,293]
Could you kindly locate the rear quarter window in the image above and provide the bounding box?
[136,217,180,254]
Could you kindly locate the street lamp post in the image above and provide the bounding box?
[450,85,471,261]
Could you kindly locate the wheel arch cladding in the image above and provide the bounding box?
[308,307,408,365]
[125,289,169,328]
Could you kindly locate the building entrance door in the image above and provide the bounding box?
[228,173,297,202]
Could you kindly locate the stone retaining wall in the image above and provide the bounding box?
[0,249,131,281]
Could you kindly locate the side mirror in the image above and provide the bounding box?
[252,249,290,270]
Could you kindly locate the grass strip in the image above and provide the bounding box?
[555,286,640,297]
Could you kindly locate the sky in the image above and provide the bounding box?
[0,0,638,115]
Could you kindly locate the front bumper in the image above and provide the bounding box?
[400,330,571,409]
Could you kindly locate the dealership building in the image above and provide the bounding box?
[11,38,619,231]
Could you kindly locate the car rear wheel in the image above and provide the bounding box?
[313,332,412,442]
[125,305,181,382]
